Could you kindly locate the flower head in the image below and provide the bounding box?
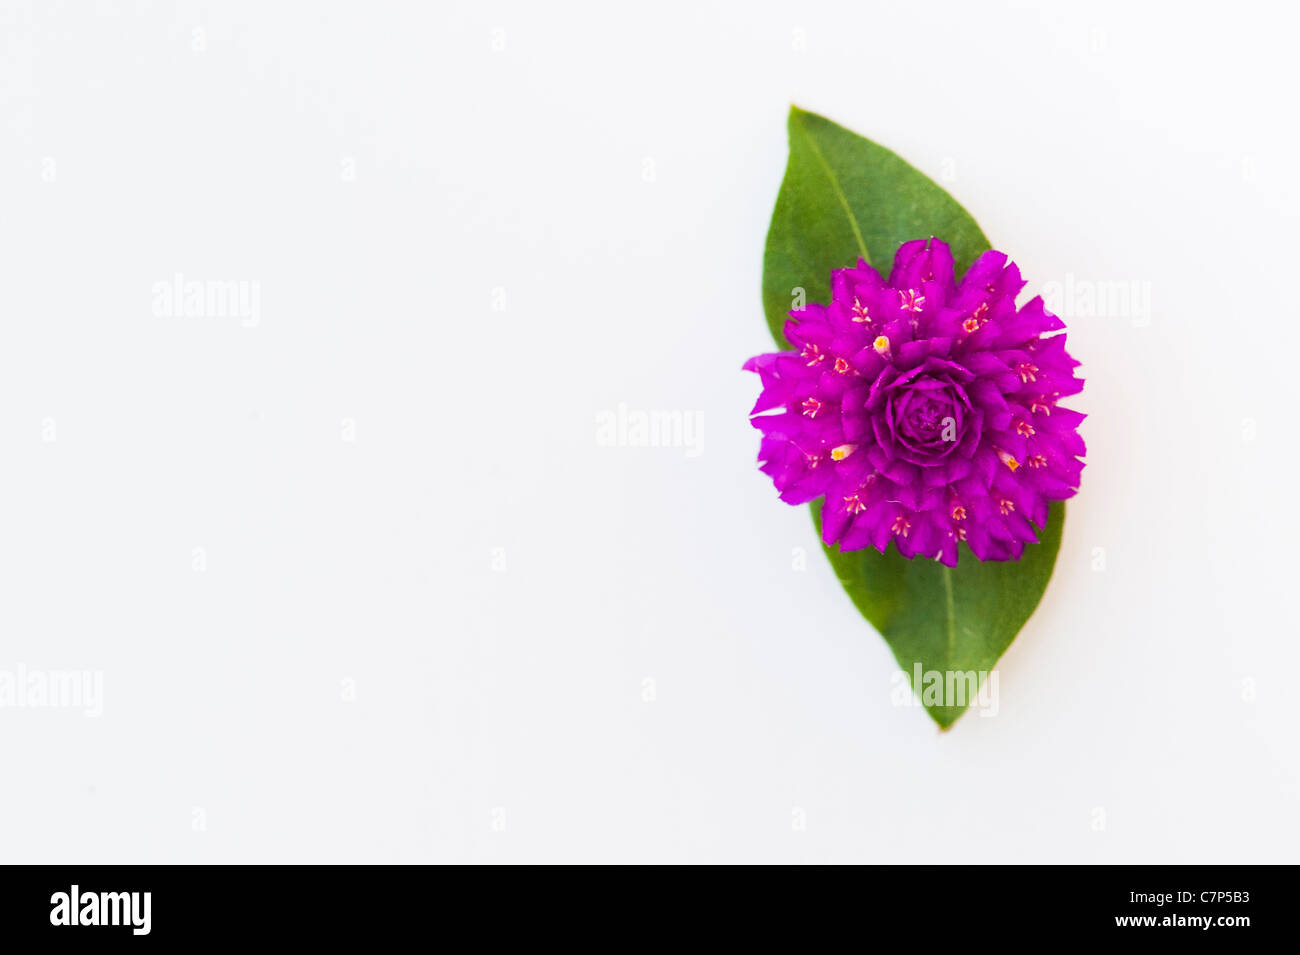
[745,238,1085,566]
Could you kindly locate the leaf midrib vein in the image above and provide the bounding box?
[942,567,956,670]
[793,114,870,264]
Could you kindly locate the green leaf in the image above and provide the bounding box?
[762,106,990,345]
[815,501,1064,729]
[762,106,1063,729]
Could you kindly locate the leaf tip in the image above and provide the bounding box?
[931,709,964,731]
[787,103,818,129]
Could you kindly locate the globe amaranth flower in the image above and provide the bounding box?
[745,238,1085,566]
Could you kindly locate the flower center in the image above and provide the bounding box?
[903,397,947,441]
[890,379,962,449]
[879,373,975,468]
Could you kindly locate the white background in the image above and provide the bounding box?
[2,0,1297,863]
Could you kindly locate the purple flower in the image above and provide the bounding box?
[745,239,1085,565]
